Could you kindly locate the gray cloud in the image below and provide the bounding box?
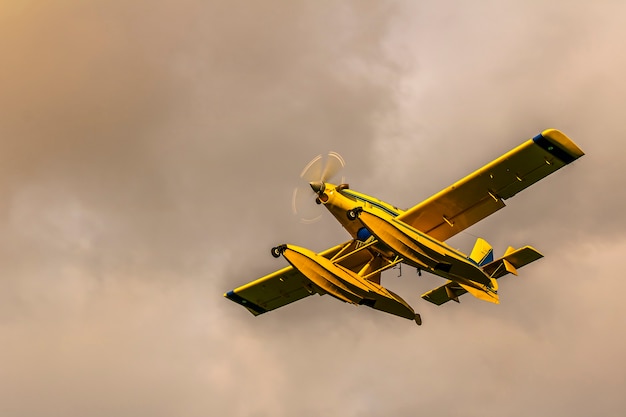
[0,1,625,416]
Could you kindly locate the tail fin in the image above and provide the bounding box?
[469,238,494,266]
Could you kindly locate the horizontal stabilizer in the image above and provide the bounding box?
[482,246,543,279]
[458,281,499,304]
[422,278,500,306]
[422,279,500,305]
[422,281,466,306]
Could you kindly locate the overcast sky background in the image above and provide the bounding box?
[1,1,624,416]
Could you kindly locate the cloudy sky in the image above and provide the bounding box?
[1,1,624,416]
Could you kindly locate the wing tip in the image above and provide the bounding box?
[535,129,585,163]
[224,290,267,316]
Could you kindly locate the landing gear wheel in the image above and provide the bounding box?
[346,208,361,221]
[271,245,285,258]
[414,314,422,326]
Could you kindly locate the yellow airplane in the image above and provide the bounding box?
[225,129,584,325]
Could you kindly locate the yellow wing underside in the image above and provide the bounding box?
[397,129,584,241]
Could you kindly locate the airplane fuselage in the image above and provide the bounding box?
[313,183,499,301]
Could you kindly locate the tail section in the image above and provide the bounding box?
[422,277,499,306]
[422,244,543,306]
[469,238,494,266]
[482,246,543,279]
[459,279,499,304]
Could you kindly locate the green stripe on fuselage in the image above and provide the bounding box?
[340,189,401,217]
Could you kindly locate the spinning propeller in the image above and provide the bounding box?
[292,151,346,223]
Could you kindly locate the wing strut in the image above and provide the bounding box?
[330,239,378,264]
[362,255,403,281]
[328,238,404,281]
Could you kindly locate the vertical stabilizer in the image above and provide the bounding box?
[469,238,494,266]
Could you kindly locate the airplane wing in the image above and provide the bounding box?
[224,239,380,316]
[224,265,314,316]
[421,281,468,306]
[396,129,584,241]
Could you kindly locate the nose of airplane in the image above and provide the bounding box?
[309,181,325,194]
